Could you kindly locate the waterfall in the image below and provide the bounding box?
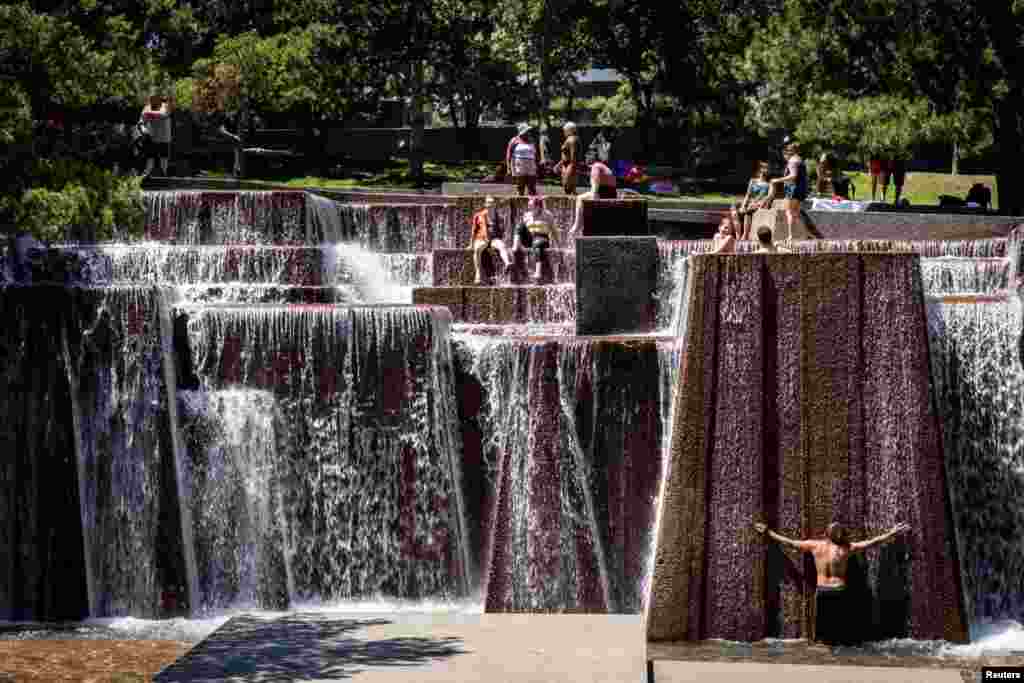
[308,194,430,303]
[454,335,669,613]
[141,191,307,244]
[330,243,414,304]
[179,304,469,602]
[103,246,327,286]
[927,295,1024,629]
[920,258,1011,295]
[63,286,188,617]
[177,389,290,610]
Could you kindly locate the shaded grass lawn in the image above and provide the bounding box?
[207,160,997,207]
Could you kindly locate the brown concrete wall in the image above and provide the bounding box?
[646,253,967,644]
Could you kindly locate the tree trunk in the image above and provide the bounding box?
[234,94,248,178]
[994,97,1024,216]
[409,61,425,186]
[951,141,959,176]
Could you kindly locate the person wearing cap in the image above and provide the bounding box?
[515,196,560,281]
[569,160,618,234]
[769,136,808,242]
[139,90,175,176]
[557,122,580,195]
[468,195,513,284]
[506,123,539,196]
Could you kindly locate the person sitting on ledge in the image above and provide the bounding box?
[753,520,911,645]
[738,160,774,239]
[712,216,738,254]
[569,160,618,234]
[468,195,513,285]
[515,196,560,281]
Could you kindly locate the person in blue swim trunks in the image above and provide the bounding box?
[770,137,808,242]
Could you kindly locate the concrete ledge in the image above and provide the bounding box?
[432,248,575,286]
[581,199,649,237]
[413,285,575,324]
[442,181,568,196]
[576,237,657,335]
[805,210,1019,240]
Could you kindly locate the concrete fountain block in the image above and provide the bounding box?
[575,237,658,335]
[412,285,574,324]
[750,205,817,241]
[645,253,968,646]
[580,198,649,237]
[413,287,465,320]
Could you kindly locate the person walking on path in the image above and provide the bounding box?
[753,520,911,645]
[139,91,174,176]
[506,124,539,196]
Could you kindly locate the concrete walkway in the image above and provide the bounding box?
[154,613,979,683]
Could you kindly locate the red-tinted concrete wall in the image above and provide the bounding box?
[647,253,968,643]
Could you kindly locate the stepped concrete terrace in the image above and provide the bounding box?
[7,183,1024,682]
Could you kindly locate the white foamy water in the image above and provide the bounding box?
[329,242,413,303]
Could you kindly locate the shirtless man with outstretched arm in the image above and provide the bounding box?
[753,520,911,644]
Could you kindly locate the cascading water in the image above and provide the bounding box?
[63,286,188,618]
[177,389,290,611]
[453,335,673,613]
[179,304,469,603]
[308,194,430,303]
[141,191,306,244]
[926,295,1024,631]
[920,258,1011,294]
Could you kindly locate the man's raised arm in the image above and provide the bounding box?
[754,522,813,551]
[851,522,911,553]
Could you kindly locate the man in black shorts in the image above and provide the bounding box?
[754,520,911,644]
[515,196,559,281]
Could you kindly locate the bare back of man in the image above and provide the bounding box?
[755,521,909,586]
[753,520,911,644]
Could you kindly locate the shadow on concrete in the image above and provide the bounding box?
[155,614,465,682]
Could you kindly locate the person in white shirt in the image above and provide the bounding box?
[505,123,538,196]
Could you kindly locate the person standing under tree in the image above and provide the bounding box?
[557,122,580,195]
[506,123,539,196]
[139,91,174,176]
[753,520,911,645]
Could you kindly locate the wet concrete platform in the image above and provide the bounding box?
[153,613,980,683]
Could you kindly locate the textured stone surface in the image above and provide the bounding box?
[414,285,575,324]
[432,248,576,286]
[646,253,968,644]
[452,338,672,613]
[580,199,649,237]
[751,207,818,241]
[576,237,657,335]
